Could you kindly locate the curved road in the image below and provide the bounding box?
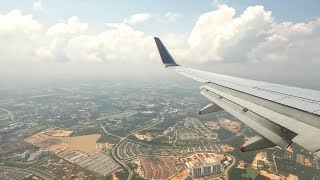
[225,154,236,180]
[111,139,133,180]
[100,112,164,180]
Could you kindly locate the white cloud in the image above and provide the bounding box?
[0,6,320,66]
[164,12,181,22]
[248,19,320,63]
[0,10,42,62]
[33,0,44,12]
[123,13,152,25]
[46,16,88,36]
[0,11,156,64]
[185,5,274,63]
[36,16,89,62]
[65,23,155,63]
[163,5,320,65]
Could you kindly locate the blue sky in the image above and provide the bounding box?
[1,0,320,35]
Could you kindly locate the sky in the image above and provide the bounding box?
[0,0,320,88]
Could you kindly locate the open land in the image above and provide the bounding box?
[140,157,178,179]
[25,129,100,154]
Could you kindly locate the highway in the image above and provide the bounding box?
[27,167,55,180]
[111,139,133,180]
[129,112,164,135]
[0,108,12,120]
[0,165,55,180]
[100,112,164,180]
[0,108,11,113]
[98,122,124,139]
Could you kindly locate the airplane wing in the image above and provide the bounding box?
[154,37,320,155]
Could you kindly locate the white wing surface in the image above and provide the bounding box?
[154,37,320,156]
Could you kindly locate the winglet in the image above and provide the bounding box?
[154,37,179,68]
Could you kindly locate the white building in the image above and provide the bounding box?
[27,149,50,162]
[13,150,31,162]
[189,163,221,178]
[13,154,21,161]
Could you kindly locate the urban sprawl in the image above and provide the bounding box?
[0,81,319,180]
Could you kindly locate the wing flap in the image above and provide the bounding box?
[241,135,276,152]
[201,89,291,150]
[202,84,320,152]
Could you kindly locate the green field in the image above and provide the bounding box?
[241,166,260,179]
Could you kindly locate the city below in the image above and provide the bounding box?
[0,80,319,180]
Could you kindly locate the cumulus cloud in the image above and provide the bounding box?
[36,16,89,62]
[123,13,152,25]
[0,10,42,62]
[0,5,320,66]
[185,5,274,62]
[65,23,155,63]
[46,16,88,36]
[164,12,181,22]
[33,0,44,12]
[0,11,155,64]
[164,5,320,65]
[248,19,320,63]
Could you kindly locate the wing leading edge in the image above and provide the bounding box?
[154,37,320,156]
